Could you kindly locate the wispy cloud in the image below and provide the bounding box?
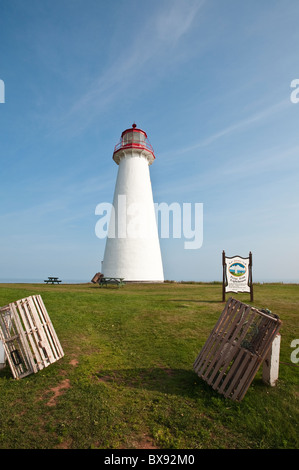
[167,99,289,156]
[155,142,299,199]
[154,0,204,45]
[54,0,204,135]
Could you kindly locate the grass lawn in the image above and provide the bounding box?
[0,281,298,449]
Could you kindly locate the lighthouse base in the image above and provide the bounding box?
[123,280,164,284]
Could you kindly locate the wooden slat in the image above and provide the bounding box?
[194,298,240,375]
[229,352,257,400]
[34,295,64,359]
[16,300,44,370]
[9,302,38,375]
[210,308,256,389]
[0,305,35,378]
[193,297,234,370]
[194,299,245,378]
[35,295,64,358]
[202,303,249,382]
[27,297,54,364]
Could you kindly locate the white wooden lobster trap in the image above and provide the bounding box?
[193,297,282,401]
[0,295,64,379]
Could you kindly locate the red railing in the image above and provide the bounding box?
[113,139,155,157]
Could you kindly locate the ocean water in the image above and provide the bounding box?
[0,278,89,284]
[0,278,298,284]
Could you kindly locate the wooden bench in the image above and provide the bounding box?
[99,277,125,287]
[44,277,62,285]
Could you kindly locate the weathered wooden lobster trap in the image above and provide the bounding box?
[0,295,64,379]
[193,297,281,401]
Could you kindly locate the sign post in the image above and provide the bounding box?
[0,340,6,369]
[222,251,253,302]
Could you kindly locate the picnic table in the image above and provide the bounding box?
[44,277,62,285]
[99,277,125,287]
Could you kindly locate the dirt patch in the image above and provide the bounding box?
[119,432,158,449]
[69,358,79,367]
[46,379,71,407]
[134,433,158,449]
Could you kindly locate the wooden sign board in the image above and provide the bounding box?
[222,251,253,301]
[193,298,281,401]
[0,295,64,379]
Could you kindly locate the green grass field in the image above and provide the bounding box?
[0,282,298,449]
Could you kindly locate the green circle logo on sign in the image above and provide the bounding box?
[229,262,246,277]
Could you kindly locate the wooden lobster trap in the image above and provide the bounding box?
[0,295,64,379]
[193,298,281,401]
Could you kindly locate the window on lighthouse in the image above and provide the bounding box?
[123,132,132,145]
[133,132,146,144]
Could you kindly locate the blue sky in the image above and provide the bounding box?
[0,0,298,282]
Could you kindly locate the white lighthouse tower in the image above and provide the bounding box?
[102,124,164,282]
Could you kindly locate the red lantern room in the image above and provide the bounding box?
[113,123,155,165]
